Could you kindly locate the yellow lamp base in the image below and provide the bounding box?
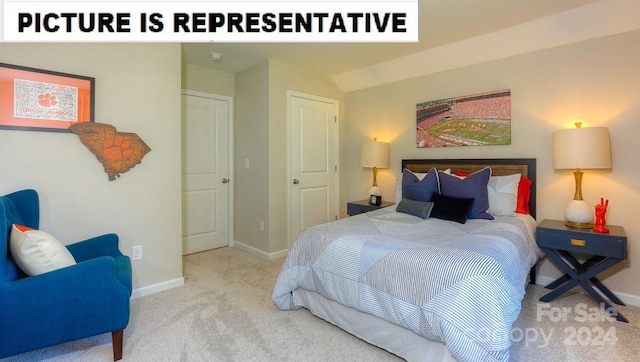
[565,221,594,229]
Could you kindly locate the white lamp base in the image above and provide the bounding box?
[368,186,380,197]
[564,199,593,228]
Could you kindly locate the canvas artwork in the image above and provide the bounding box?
[416,89,511,148]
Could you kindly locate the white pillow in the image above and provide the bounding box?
[9,224,76,276]
[395,168,451,203]
[487,173,521,216]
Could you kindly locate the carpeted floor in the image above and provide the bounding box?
[3,246,639,361]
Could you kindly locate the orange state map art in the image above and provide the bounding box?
[69,122,151,181]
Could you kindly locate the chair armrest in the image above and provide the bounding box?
[66,233,123,262]
[2,256,130,297]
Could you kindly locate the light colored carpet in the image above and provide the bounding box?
[3,246,639,361]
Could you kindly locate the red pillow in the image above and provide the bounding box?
[516,177,533,214]
[453,171,469,177]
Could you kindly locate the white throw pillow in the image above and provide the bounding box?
[487,173,521,216]
[9,224,76,276]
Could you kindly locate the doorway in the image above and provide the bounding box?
[181,90,233,255]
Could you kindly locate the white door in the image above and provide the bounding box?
[182,91,231,255]
[289,92,339,244]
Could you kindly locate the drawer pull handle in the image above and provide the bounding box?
[571,238,586,247]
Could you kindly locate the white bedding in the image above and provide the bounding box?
[273,207,540,362]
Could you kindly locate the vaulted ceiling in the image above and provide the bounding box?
[182,0,640,91]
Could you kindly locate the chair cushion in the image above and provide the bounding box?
[9,224,76,276]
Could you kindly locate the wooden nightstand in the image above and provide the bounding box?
[347,200,394,216]
[536,219,628,322]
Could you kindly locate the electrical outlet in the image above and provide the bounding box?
[132,245,143,260]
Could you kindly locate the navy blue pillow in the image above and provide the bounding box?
[430,193,474,224]
[438,167,494,220]
[402,168,439,202]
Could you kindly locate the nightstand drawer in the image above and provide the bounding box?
[347,203,379,215]
[537,228,626,259]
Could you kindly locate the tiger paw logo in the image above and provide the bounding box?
[103,135,134,161]
[37,93,58,107]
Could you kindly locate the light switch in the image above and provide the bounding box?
[245,158,250,168]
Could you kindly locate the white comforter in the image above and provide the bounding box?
[273,208,540,362]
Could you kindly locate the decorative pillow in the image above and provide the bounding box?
[396,198,434,219]
[487,173,521,216]
[430,192,474,224]
[402,168,440,203]
[516,177,533,214]
[396,170,428,203]
[395,169,451,203]
[438,167,493,220]
[9,224,76,276]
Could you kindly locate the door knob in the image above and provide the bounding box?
[222,178,229,183]
[293,179,300,184]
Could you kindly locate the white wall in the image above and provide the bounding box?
[234,62,271,252]
[232,60,344,256]
[343,30,640,299]
[0,43,183,292]
[181,62,234,97]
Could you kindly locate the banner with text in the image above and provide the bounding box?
[2,1,419,42]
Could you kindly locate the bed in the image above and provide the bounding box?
[272,158,541,362]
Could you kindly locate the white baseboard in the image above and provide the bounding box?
[535,275,640,307]
[131,277,184,299]
[232,240,289,260]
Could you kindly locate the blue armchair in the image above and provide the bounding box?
[0,189,132,360]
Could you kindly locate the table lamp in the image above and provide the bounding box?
[552,122,611,228]
[361,137,390,199]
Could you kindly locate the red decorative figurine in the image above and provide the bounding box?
[593,198,610,234]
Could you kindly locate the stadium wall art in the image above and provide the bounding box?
[416,89,511,148]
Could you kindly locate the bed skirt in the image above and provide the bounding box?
[293,289,457,362]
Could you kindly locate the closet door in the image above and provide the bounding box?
[289,92,339,245]
[182,91,231,254]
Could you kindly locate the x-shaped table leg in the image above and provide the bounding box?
[539,247,628,323]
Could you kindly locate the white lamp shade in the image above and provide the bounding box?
[361,141,390,168]
[552,127,611,170]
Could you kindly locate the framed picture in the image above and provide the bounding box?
[369,195,382,206]
[416,89,511,148]
[0,62,94,132]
